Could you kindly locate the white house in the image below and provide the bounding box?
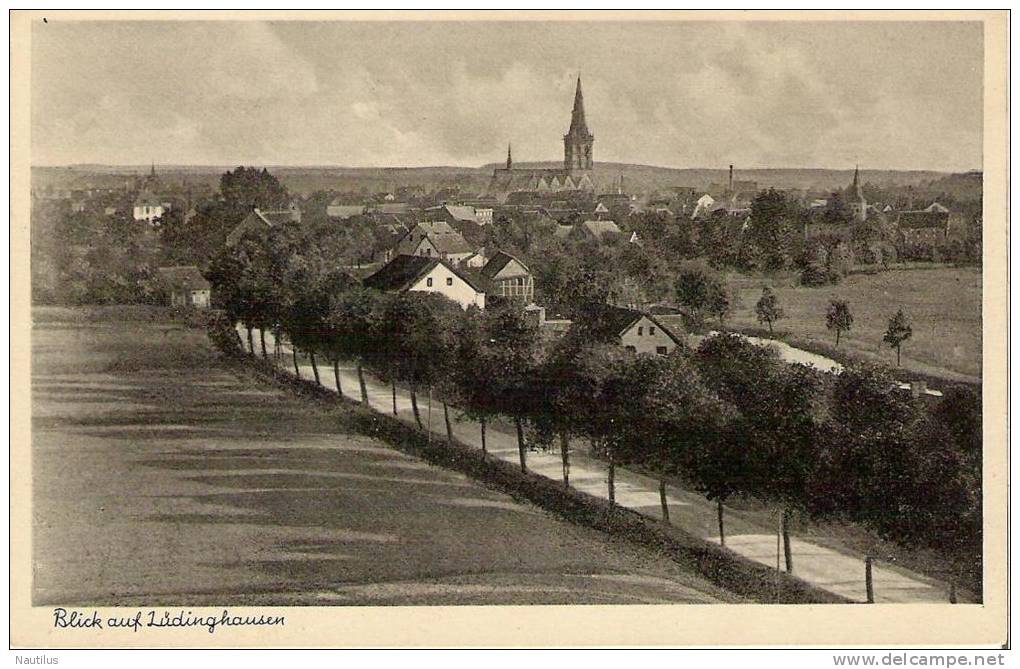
[363,254,486,310]
[133,190,165,223]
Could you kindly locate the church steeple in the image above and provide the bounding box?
[506,143,512,169]
[848,164,867,222]
[568,76,589,136]
[564,74,594,173]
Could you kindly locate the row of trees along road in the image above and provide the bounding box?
[208,222,982,585]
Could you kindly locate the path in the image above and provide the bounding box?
[247,327,958,604]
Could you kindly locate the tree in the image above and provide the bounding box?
[674,261,730,328]
[695,333,825,572]
[219,166,290,214]
[883,309,913,366]
[748,189,795,270]
[481,303,542,472]
[377,293,462,430]
[327,285,384,405]
[755,286,785,335]
[825,299,854,347]
[318,274,364,397]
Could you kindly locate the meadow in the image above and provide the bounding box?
[724,265,982,384]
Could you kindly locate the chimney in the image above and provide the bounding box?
[729,164,734,192]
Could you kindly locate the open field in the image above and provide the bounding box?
[31,306,736,606]
[724,266,982,383]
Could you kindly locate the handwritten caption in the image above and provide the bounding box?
[53,607,286,634]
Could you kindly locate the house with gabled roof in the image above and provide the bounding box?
[225,208,279,247]
[579,219,622,243]
[156,266,211,308]
[393,220,474,265]
[480,251,534,302]
[572,305,683,356]
[363,254,485,310]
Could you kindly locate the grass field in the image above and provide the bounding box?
[31,305,736,606]
[724,265,982,383]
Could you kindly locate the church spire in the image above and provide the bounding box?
[506,142,512,169]
[150,161,156,178]
[568,75,589,136]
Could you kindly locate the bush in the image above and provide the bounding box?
[800,264,842,286]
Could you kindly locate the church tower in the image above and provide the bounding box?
[563,76,594,174]
[848,165,867,222]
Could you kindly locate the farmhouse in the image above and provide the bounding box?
[363,254,486,310]
[225,207,294,247]
[480,251,534,302]
[156,266,211,308]
[392,221,474,265]
[577,305,683,356]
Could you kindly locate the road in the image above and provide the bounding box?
[251,327,959,604]
[31,307,738,606]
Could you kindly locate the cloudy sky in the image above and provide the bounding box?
[31,20,983,171]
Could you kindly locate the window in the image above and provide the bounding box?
[637,326,643,336]
[649,326,656,335]
[426,277,433,287]
[656,346,668,355]
[446,277,453,286]
[625,346,637,353]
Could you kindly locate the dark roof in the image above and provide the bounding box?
[362,254,485,294]
[577,305,683,346]
[157,266,210,292]
[480,251,529,280]
[898,211,950,229]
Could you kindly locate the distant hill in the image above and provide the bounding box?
[33,162,957,196]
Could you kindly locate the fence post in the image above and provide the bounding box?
[865,556,874,603]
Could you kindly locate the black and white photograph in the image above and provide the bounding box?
[11,9,1009,650]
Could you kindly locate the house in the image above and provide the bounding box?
[326,200,367,219]
[474,208,494,226]
[897,210,950,246]
[574,305,683,356]
[226,208,276,246]
[462,248,490,269]
[393,221,474,265]
[925,202,950,214]
[156,266,211,308]
[480,251,534,302]
[579,219,622,243]
[425,204,483,226]
[133,190,164,222]
[363,254,485,310]
[104,206,118,217]
[554,224,574,240]
[691,193,716,219]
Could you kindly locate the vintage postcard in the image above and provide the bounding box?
[9,9,1009,649]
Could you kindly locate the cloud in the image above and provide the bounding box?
[30,20,983,171]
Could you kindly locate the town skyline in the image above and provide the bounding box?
[32,20,983,172]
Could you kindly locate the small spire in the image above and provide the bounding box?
[506,142,512,169]
[150,161,156,177]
